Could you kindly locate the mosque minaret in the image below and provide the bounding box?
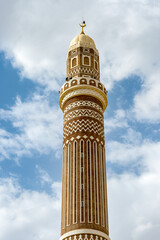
[59,22,110,240]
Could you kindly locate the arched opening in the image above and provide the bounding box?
[84,56,89,65]
[72,57,77,67]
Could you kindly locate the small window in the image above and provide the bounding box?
[81,184,84,190]
[95,61,98,70]
[72,57,77,67]
[81,167,84,172]
[84,56,89,65]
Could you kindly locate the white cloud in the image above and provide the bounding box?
[0,177,61,240]
[133,71,160,122]
[106,128,160,240]
[107,137,160,169]
[0,93,63,161]
[104,109,128,132]
[36,165,52,186]
[108,170,160,240]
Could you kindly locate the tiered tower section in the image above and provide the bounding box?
[59,28,110,240]
[66,34,100,80]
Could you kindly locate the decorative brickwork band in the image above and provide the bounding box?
[59,229,110,240]
[64,100,103,114]
[63,119,104,138]
[64,109,103,124]
[61,88,107,112]
[68,66,100,80]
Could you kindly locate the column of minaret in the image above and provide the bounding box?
[59,24,110,240]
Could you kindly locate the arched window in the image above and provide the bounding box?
[72,57,77,67]
[84,56,89,65]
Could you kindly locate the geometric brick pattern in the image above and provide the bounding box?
[69,66,99,80]
[64,100,103,114]
[64,109,103,124]
[63,119,104,138]
[63,135,101,147]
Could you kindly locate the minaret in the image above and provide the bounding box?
[59,22,110,240]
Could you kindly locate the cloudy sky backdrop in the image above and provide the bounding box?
[0,0,160,239]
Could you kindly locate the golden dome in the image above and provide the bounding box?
[68,34,98,54]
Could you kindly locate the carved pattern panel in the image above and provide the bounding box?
[64,109,103,124]
[63,119,104,138]
[64,100,103,114]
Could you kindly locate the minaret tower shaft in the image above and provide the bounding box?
[59,23,110,240]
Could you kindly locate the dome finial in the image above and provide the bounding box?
[79,20,86,35]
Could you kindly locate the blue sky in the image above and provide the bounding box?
[0,0,160,240]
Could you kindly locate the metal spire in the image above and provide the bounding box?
[79,20,86,34]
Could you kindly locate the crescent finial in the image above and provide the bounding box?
[79,20,86,35]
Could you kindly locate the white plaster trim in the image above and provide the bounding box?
[101,146,105,227]
[69,144,72,225]
[67,143,71,226]
[73,141,75,224]
[103,147,109,231]
[96,142,100,224]
[60,88,107,112]
[76,141,78,224]
[87,141,89,222]
[80,140,82,222]
[90,141,93,223]
[60,77,107,99]
[67,144,69,225]
[99,144,104,226]
[93,141,96,223]
[80,140,85,223]
[93,141,99,224]
[103,147,108,229]
[62,146,66,229]
[87,140,92,223]
[59,229,110,240]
